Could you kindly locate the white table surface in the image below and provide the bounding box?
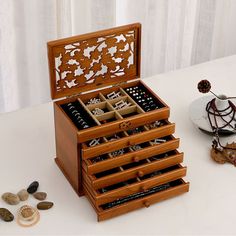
[1,55,236,235]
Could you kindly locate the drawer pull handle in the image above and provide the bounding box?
[133,156,139,162]
[128,140,135,146]
[144,201,150,208]
[137,170,144,177]
[140,186,147,192]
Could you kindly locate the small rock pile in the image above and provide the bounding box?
[0,181,54,225]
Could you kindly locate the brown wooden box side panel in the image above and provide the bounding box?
[54,103,82,195]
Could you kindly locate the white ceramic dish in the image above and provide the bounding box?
[189,95,236,135]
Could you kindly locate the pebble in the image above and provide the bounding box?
[27,181,39,194]
[17,189,29,201]
[33,192,47,201]
[37,201,54,210]
[2,192,20,205]
[0,208,14,222]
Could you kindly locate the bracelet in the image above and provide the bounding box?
[17,205,40,227]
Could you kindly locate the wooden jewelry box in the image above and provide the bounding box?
[47,23,189,221]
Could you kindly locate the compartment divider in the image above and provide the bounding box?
[95,111,115,121]
[86,101,107,111]
[117,105,137,116]
[105,95,125,120]
[120,87,145,113]
[77,98,101,125]
[98,92,107,101]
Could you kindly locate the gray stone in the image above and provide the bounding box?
[27,181,39,194]
[2,192,20,205]
[33,192,47,201]
[0,208,14,222]
[37,201,53,210]
[17,189,29,201]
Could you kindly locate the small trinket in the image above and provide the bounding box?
[130,145,142,151]
[107,91,121,99]
[87,98,101,105]
[92,108,104,116]
[114,100,131,110]
[108,134,120,141]
[91,156,105,163]
[150,138,166,145]
[66,102,91,129]
[110,149,125,157]
[147,121,162,129]
[89,138,100,147]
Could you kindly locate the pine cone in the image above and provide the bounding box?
[198,80,211,93]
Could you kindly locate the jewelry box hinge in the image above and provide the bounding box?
[112,81,127,87]
[66,93,82,99]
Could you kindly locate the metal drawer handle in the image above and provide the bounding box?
[143,200,150,208]
[133,156,139,162]
[140,186,147,192]
[137,170,144,178]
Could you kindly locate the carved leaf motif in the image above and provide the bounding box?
[91,62,102,71]
[79,58,91,69]
[107,61,117,71]
[65,72,75,81]
[119,59,129,68]
[57,79,67,89]
[117,40,126,50]
[52,29,137,93]
[106,37,117,47]
[75,75,87,85]
[90,49,100,60]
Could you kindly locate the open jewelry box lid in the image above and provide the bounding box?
[47,23,141,99]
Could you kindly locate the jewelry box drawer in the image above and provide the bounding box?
[83,136,180,175]
[77,108,170,143]
[81,122,175,160]
[83,150,184,190]
[83,178,189,221]
[83,164,186,206]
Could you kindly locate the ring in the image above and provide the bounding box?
[17,205,40,227]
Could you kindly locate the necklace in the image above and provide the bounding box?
[206,98,236,165]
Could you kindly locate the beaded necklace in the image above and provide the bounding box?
[198,80,236,165]
[206,98,236,150]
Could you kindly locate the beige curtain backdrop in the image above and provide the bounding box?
[0,0,236,113]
